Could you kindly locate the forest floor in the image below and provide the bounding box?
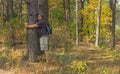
[0,42,120,74]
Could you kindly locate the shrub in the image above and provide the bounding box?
[70,61,88,74]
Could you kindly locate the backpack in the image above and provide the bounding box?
[45,23,52,35]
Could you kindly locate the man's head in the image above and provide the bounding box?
[37,15,44,20]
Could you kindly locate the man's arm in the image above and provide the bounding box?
[25,24,39,29]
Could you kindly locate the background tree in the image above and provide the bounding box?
[76,0,79,46]
[95,0,102,47]
[18,0,23,26]
[65,0,70,23]
[110,0,116,49]
[7,0,15,46]
[79,0,85,41]
[62,0,70,23]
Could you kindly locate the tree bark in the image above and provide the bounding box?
[65,0,70,23]
[38,0,48,21]
[7,0,15,46]
[63,0,66,21]
[63,0,70,23]
[0,0,4,16]
[111,0,116,50]
[18,0,22,26]
[95,0,102,47]
[79,0,84,41]
[76,0,79,46]
[27,0,40,62]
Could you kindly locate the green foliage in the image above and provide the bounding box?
[0,48,25,69]
[0,0,113,47]
[49,24,74,50]
[70,61,88,74]
[0,15,26,47]
[80,0,112,42]
[106,48,120,58]
[101,66,108,74]
[0,0,120,73]
[116,25,120,32]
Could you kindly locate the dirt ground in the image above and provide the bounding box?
[0,43,120,74]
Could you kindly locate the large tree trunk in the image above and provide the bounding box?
[38,0,48,21]
[27,0,40,62]
[95,0,102,47]
[76,0,79,46]
[111,0,116,50]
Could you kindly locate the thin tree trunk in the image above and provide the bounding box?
[63,0,66,19]
[3,0,6,17]
[0,1,1,14]
[86,0,89,3]
[63,0,70,23]
[65,0,70,23]
[95,0,102,47]
[79,0,84,41]
[18,0,22,26]
[76,0,79,46]
[111,0,116,50]
[27,0,40,62]
[7,0,15,46]
[1,0,4,28]
[0,0,4,16]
